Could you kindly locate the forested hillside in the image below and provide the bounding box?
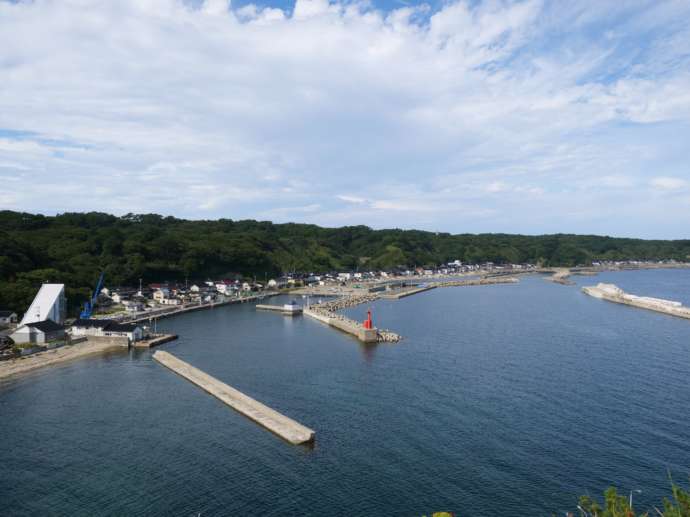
[1,210,689,314]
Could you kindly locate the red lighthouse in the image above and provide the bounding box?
[363,309,373,329]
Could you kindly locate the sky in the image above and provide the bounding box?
[1,0,689,238]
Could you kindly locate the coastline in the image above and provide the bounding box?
[0,340,125,382]
[0,294,277,383]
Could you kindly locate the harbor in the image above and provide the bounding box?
[3,268,690,515]
[153,351,315,445]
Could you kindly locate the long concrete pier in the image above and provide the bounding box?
[582,283,690,320]
[153,351,315,445]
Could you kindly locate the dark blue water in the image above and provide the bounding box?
[2,270,690,516]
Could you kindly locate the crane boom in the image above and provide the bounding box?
[80,272,105,319]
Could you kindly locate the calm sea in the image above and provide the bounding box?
[1,269,689,516]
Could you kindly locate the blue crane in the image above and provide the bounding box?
[80,272,105,319]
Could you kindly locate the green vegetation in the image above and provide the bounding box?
[576,481,690,516]
[2,210,690,315]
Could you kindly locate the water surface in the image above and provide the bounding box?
[1,270,689,516]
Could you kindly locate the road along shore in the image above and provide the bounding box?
[153,351,315,445]
[582,283,690,320]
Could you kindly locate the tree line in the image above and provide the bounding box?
[1,210,689,315]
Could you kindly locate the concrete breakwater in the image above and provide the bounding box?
[582,283,690,320]
[306,293,400,343]
[303,308,381,343]
[153,351,315,445]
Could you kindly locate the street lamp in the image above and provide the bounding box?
[629,489,642,508]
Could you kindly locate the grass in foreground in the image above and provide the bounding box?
[575,480,690,517]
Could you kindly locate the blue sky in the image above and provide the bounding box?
[1,0,689,238]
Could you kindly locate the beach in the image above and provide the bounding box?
[0,340,125,381]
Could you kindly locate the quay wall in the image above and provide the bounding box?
[153,351,315,445]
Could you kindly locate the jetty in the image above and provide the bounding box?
[153,351,315,445]
[582,283,690,320]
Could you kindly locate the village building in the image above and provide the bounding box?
[0,310,18,326]
[152,288,170,302]
[122,300,145,313]
[70,319,143,343]
[10,319,65,345]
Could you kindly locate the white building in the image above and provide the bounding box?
[20,283,66,326]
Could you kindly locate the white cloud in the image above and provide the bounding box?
[650,177,688,190]
[0,0,689,237]
[338,195,367,204]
